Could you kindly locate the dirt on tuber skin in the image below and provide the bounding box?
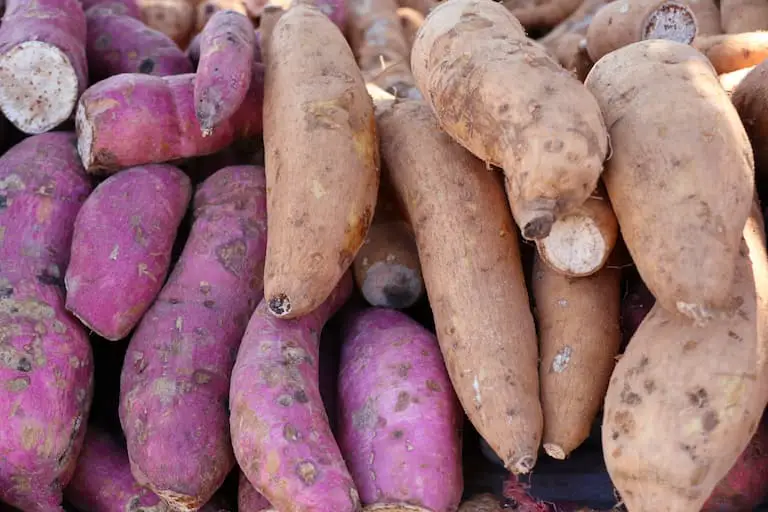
[410,0,608,241]
[119,165,269,511]
[0,133,94,512]
[230,274,359,512]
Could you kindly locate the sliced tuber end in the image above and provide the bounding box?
[363,504,434,512]
[268,293,292,317]
[642,1,698,45]
[543,443,567,460]
[521,212,555,240]
[361,262,424,309]
[0,41,80,134]
[75,101,97,172]
[536,214,608,277]
[509,455,536,475]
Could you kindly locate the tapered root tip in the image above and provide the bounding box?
[268,294,292,317]
[522,213,555,240]
[543,443,567,460]
[643,2,698,44]
[509,455,536,474]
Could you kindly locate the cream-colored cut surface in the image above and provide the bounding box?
[537,215,605,276]
[75,101,94,169]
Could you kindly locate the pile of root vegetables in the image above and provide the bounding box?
[1,0,768,510]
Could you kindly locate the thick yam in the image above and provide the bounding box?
[195,0,250,32]
[693,32,768,75]
[137,0,195,47]
[535,184,618,277]
[0,0,88,134]
[262,4,379,320]
[64,427,167,512]
[81,0,142,18]
[119,166,268,510]
[64,165,191,341]
[229,275,358,512]
[76,68,264,174]
[411,0,609,241]
[584,40,754,325]
[585,0,698,64]
[0,133,94,512]
[238,472,272,511]
[378,99,542,474]
[500,0,583,31]
[338,308,463,511]
[720,0,768,33]
[733,62,768,180]
[85,7,193,81]
[195,10,255,135]
[533,254,621,460]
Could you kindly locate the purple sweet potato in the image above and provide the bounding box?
[338,307,463,512]
[230,273,358,512]
[238,472,272,511]
[119,165,268,510]
[187,29,261,70]
[64,164,192,341]
[81,0,142,18]
[76,67,264,175]
[0,133,94,512]
[0,0,88,134]
[64,426,166,512]
[194,10,256,135]
[85,7,193,82]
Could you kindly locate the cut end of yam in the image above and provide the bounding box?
[508,454,536,475]
[642,1,698,45]
[363,504,433,512]
[0,41,80,134]
[360,261,424,309]
[267,293,292,317]
[543,443,567,460]
[75,101,96,172]
[536,214,608,277]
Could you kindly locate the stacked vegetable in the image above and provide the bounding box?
[0,0,766,510]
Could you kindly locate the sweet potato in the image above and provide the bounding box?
[693,32,768,74]
[240,0,347,28]
[584,40,754,325]
[262,4,379,319]
[732,62,768,180]
[119,165,268,510]
[410,0,608,241]
[678,0,722,35]
[533,253,621,460]
[137,0,195,47]
[64,165,191,341]
[81,0,142,18]
[720,66,755,95]
[397,7,424,52]
[230,274,358,512]
[535,184,618,277]
[395,0,437,15]
[338,308,463,511]
[238,472,272,511]
[194,10,255,135]
[76,67,264,174]
[64,426,167,512]
[720,0,768,33]
[187,28,261,69]
[500,0,583,31]
[0,0,88,134]
[85,6,193,82]
[195,0,250,32]
[378,99,542,474]
[585,0,698,63]
[0,133,94,512]
[347,0,420,99]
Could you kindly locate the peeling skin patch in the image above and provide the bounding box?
[551,345,572,373]
[473,375,481,406]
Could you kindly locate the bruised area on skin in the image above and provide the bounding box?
[119,166,268,510]
[0,133,94,512]
[64,165,191,341]
[230,274,359,512]
[76,66,265,175]
[338,308,463,511]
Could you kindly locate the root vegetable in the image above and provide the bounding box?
[230,274,358,512]
[187,28,261,69]
[396,7,424,52]
[119,165,268,510]
[64,165,192,341]
[500,0,583,31]
[238,472,272,511]
[136,0,195,47]
[378,99,542,474]
[585,0,698,64]
[395,0,437,15]
[0,0,88,134]
[584,40,754,325]
[85,7,193,81]
[81,0,142,18]
[720,66,755,95]
[533,253,621,460]
[0,133,94,512]
[195,0,250,32]
[720,0,768,33]
[338,308,463,511]
[410,0,609,241]
[194,10,256,135]
[242,0,347,29]
[680,0,721,35]
[732,62,768,178]
[693,32,768,75]
[76,67,264,174]
[262,4,379,320]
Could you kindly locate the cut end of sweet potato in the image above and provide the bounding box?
[536,214,607,277]
[508,454,536,475]
[75,101,96,171]
[360,261,424,309]
[643,1,698,45]
[543,443,567,460]
[521,212,555,240]
[363,504,433,512]
[267,293,292,317]
[0,41,80,134]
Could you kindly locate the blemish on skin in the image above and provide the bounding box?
[109,244,119,260]
[473,376,481,406]
[551,346,572,373]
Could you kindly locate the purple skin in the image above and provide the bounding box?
[85,8,193,82]
[187,29,263,69]
[0,133,94,512]
[81,0,141,19]
[238,471,273,511]
[230,273,358,512]
[0,0,88,134]
[64,165,192,341]
[119,165,268,511]
[195,10,256,136]
[76,66,265,175]
[64,427,166,512]
[338,308,464,512]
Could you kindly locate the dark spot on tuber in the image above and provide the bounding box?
[643,380,656,394]
[702,410,719,432]
[507,408,517,417]
[268,294,291,317]
[395,391,411,412]
[426,379,441,392]
[392,429,404,439]
[16,358,32,372]
[138,59,155,74]
[687,388,708,408]
[37,271,63,288]
[626,355,649,377]
[284,424,300,441]
[203,300,215,309]
[620,384,642,406]
[614,410,635,436]
[93,149,120,172]
[522,213,554,240]
[381,284,417,309]
[397,363,411,378]
[277,394,293,406]
[498,103,510,114]
[0,195,6,209]
[296,460,317,485]
[294,389,309,404]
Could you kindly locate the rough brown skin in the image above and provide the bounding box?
[378,99,542,475]
[720,0,768,33]
[256,4,283,62]
[262,4,379,320]
[720,66,755,96]
[347,0,421,99]
[584,40,755,326]
[693,32,768,75]
[410,0,609,241]
[396,7,424,54]
[733,61,768,179]
[500,0,582,31]
[137,0,195,47]
[533,253,621,460]
[585,0,698,64]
